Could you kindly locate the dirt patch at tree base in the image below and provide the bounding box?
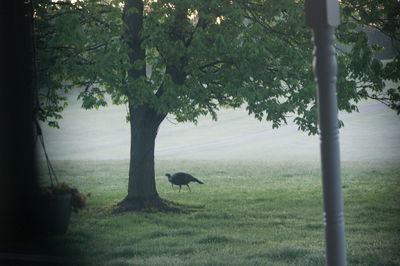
[113,196,204,214]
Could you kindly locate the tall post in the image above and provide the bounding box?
[305,0,347,265]
[0,0,38,247]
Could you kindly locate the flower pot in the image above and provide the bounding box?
[38,193,72,235]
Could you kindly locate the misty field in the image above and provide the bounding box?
[38,160,400,266]
[36,90,400,162]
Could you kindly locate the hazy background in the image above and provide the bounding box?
[36,88,400,163]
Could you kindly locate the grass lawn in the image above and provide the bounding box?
[38,160,400,266]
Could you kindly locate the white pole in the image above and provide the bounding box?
[305,0,347,265]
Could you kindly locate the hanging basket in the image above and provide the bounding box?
[37,192,72,235]
[34,121,88,235]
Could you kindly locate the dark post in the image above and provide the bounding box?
[0,0,38,245]
[305,0,347,265]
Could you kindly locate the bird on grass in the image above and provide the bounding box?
[165,172,204,192]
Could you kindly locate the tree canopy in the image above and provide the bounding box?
[34,0,399,133]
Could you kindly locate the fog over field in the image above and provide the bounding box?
[36,89,400,162]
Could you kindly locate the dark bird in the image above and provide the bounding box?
[165,172,204,192]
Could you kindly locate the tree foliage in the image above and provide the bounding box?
[34,0,399,129]
[341,0,400,113]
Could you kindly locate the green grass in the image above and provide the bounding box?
[38,160,400,266]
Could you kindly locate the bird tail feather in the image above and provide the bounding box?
[193,177,204,184]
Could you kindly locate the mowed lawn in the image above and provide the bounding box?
[39,160,400,266]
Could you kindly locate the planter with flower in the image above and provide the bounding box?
[38,182,88,235]
[36,125,88,235]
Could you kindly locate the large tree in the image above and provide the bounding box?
[34,0,399,210]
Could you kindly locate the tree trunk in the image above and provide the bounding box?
[117,0,171,211]
[117,103,167,210]
[128,104,160,199]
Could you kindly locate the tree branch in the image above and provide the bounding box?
[242,6,304,46]
[198,60,233,74]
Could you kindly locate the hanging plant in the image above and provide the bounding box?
[35,120,89,213]
[39,182,89,213]
[35,120,89,235]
